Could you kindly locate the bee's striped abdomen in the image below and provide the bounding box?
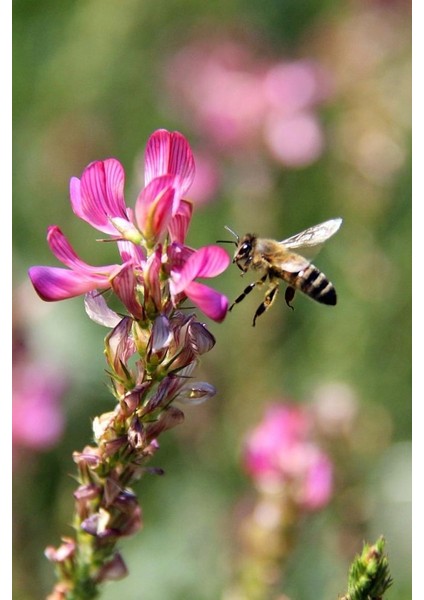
[298,264,337,305]
[281,264,337,305]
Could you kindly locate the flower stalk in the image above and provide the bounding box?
[30,130,230,599]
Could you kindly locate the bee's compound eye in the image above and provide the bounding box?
[241,242,251,254]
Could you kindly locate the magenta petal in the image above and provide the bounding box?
[29,266,111,301]
[168,199,193,243]
[110,263,143,319]
[185,281,229,322]
[134,175,176,235]
[118,240,146,265]
[69,176,84,219]
[77,159,127,234]
[193,246,231,278]
[144,130,195,197]
[150,188,175,241]
[171,246,230,294]
[46,226,122,275]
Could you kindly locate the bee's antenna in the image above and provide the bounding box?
[216,225,239,246]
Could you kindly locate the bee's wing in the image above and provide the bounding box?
[275,251,311,273]
[280,218,343,250]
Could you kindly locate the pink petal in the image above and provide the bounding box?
[118,240,146,265]
[171,246,230,294]
[185,281,229,322]
[144,248,162,310]
[28,266,111,301]
[74,159,127,234]
[46,226,124,279]
[134,175,176,238]
[144,130,195,197]
[46,226,119,275]
[168,199,193,243]
[110,263,143,320]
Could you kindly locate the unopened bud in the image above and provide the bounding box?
[174,381,216,405]
[96,552,128,583]
[188,321,216,354]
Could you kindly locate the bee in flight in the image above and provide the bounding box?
[220,218,342,326]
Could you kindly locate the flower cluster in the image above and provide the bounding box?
[243,402,333,511]
[29,129,229,322]
[28,130,230,599]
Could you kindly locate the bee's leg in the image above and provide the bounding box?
[284,286,295,310]
[252,283,279,326]
[229,274,267,311]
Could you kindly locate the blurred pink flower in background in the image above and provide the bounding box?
[12,284,68,460]
[164,39,332,170]
[13,362,66,452]
[243,403,333,511]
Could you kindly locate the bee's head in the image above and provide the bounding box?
[234,234,256,272]
[216,227,256,273]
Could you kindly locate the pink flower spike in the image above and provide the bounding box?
[144,130,195,198]
[71,159,130,235]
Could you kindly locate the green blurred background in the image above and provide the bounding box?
[12,0,411,599]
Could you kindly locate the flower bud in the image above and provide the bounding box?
[146,406,185,439]
[96,552,128,583]
[174,381,216,405]
[45,537,76,563]
[188,321,215,355]
[128,416,147,450]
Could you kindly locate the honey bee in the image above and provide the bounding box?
[220,218,342,326]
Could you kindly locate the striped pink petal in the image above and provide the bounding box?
[46,226,119,275]
[135,175,176,242]
[71,159,128,234]
[110,263,143,320]
[144,130,195,198]
[168,199,193,244]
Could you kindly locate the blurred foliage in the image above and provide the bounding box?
[13,0,411,599]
